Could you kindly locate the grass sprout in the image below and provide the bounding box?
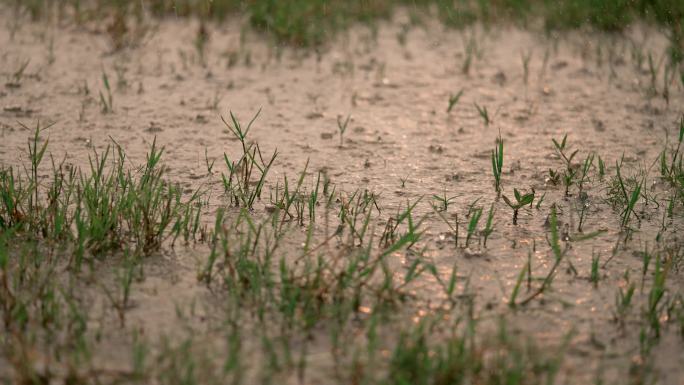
[99,70,114,113]
[447,89,464,113]
[502,188,535,225]
[337,114,351,147]
[474,102,490,126]
[492,133,503,193]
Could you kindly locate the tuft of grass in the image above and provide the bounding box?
[2,123,203,260]
[221,108,278,209]
[612,158,643,228]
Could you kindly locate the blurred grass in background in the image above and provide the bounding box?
[4,0,684,62]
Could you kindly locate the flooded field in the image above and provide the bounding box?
[1,3,684,384]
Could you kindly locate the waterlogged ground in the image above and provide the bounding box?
[1,7,684,385]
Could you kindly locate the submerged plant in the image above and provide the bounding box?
[577,192,590,232]
[481,203,495,247]
[521,50,532,84]
[590,252,600,287]
[433,190,456,212]
[465,205,482,247]
[205,147,215,174]
[337,114,351,147]
[552,134,579,196]
[509,252,530,307]
[598,155,606,180]
[447,89,464,113]
[491,133,503,193]
[102,251,138,327]
[577,153,595,196]
[645,255,668,339]
[5,59,30,88]
[613,158,643,228]
[431,204,460,248]
[614,282,636,325]
[660,115,683,184]
[399,174,410,188]
[99,70,113,113]
[474,102,490,126]
[518,205,567,306]
[502,188,535,225]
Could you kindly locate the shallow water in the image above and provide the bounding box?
[1,8,684,384]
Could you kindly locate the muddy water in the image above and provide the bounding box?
[1,8,683,384]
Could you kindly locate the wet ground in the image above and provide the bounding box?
[1,7,684,385]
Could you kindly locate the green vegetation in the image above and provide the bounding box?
[502,187,535,225]
[5,58,29,88]
[481,203,495,247]
[492,133,504,194]
[337,113,351,148]
[433,190,457,212]
[2,124,203,259]
[2,0,684,382]
[221,109,278,210]
[99,70,113,113]
[660,116,684,189]
[2,108,684,383]
[447,89,464,113]
[609,156,644,229]
[465,204,482,247]
[385,316,567,385]
[552,134,578,197]
[474,102,491,127]
[6,0,684,64]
